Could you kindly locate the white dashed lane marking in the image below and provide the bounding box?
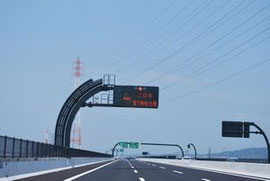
[201,178,211,181]
[173,170,183,174]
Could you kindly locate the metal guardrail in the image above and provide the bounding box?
[0,135,111,159]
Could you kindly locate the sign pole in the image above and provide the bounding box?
[112,142,120,157]
[249,122,270,164]
[141,142,184,158]
[187,143,197,159]
[222,121,270,163]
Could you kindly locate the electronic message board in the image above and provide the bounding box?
[222,121,243,137]
[222,121,250,138]
[113,86,159,108]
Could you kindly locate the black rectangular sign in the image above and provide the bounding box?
[222,121,243,138]
[142,152,149,156]
[222,121,250,138]
[113,86,159,108]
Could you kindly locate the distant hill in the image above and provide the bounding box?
[200,147,267,159]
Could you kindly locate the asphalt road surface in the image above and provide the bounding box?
[17,159,268,181]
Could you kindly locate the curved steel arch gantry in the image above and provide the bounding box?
[54,78,112,148]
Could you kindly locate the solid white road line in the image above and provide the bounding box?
[139,177,146,181]
[160,166,166,169]
[126,159,133,167]
[64,160,117,181]
[6,159,114,181]
[126,159,135,169]
[134,170,138,173]
[173,170,183,174]
[201,178,211,181]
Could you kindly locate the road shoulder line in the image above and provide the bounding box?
[3,158,114,181]
[64,160,118,181]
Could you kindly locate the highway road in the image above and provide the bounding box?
[17,159,268,181]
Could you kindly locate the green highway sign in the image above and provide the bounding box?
[129,142,139,149]
[118,142,140,149]
[119,142,129,148]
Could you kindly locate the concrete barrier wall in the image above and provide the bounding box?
[137,158,270,179]
[0,157,113,180]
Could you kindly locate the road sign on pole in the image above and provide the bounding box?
[221,121,270,163]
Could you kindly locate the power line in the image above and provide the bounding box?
[112,0,210,73]
[163,57,270,103]
[121,0,228,81]
[186,34,270,81]
[161,27,270,90]
[144,4,270,85]
[129,0,250,76]
[115,0,213,74]
[171,18,270,75]
[98,0,175,64]
[124,0,253,83]
[109,0,195,68]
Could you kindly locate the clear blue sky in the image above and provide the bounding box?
[0,0,270,156]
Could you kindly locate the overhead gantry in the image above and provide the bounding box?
[54,78,113,147]
[54,76,159,148]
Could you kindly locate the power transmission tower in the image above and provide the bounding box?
[71,58,84,149]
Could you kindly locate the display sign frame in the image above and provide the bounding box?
[113,86,159,109]
[222,121,250,138]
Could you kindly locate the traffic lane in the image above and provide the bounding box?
[15,160,114,181]
[131,159,193,181]
[74,159,139,181]
[136,160,265,181]
[134,160,265,181]
[149,161,266,181]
